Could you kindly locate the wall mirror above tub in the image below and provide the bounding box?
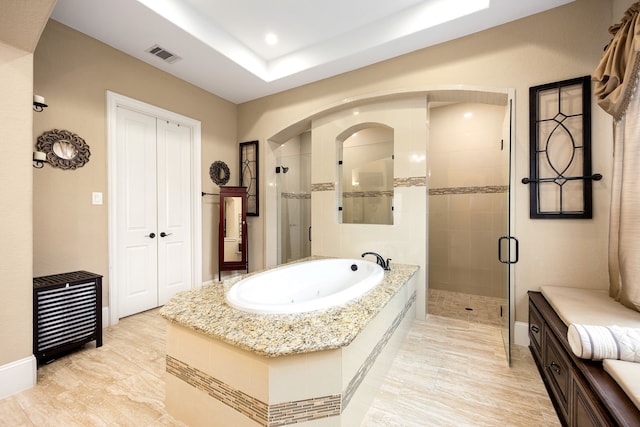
[337,123,394,225]
[218,186,248,280]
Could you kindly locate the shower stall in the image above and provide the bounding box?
[427,102,511,329]
[277,132,312,264]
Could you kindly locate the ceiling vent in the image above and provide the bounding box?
[146,45,181,64]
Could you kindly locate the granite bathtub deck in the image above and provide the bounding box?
[160,261,419,358]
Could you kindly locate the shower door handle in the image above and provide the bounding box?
[498,236,519,264]
[308,226,312,242]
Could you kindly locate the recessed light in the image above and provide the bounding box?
[265,33,278,45]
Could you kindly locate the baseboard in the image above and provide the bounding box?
[0,355,37,399]
[514,321,530,347]
[102,307,110,328]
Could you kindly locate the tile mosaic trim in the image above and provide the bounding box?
[166,355,268,425]
[429,185,508,195]
[394,176,427,187]
[343,190,393,198]
[281,192,311,200]
[312,178,428,192]
[166,291,416,426]
[311,182,334,192]
[269,395,341,427]
[342,290,417,409]
[167,355,338,426]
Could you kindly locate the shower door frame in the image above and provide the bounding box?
[501,94,517,366]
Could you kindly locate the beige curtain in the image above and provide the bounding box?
[593,2,640,312]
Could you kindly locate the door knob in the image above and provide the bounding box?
[145,232,156,238]
[160,232,172,237]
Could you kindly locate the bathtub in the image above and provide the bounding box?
[225,258,384,314]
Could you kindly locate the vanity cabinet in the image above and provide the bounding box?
[218,186,248,280]
[528,291,640,427]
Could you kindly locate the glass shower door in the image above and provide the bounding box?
[498,98,517,366]
[277,139,311,264]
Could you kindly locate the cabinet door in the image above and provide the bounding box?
[529,300,544,362]
[544,328,571,420]
[572,376,610,427]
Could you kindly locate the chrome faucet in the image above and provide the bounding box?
[361,252,391,270]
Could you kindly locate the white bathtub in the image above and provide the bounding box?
[225,258,384,314]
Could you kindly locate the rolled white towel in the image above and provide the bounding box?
[567,324,640,362]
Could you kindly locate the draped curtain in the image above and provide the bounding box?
[593,2,640,312]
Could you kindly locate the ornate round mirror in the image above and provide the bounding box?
[36,129,91,170]
[210,161,231,185]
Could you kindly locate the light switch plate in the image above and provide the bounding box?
[92,192,103,205]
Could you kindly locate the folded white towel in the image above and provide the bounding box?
[567,324,640,362]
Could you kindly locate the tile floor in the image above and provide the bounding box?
[0,308,559,426]
[427,288,505,326]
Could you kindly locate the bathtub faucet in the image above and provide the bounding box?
[361,252,391,271]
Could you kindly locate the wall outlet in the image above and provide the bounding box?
[92,192,103,205]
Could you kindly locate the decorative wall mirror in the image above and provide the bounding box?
[337,124,394,225]
[210,160,231,186]
[240,140,259,216]
[218,186,248,280]
[525,76,601,218]
[36,129,91,169]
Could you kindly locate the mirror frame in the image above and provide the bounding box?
[36,129,91,170]
[218,186,248,280]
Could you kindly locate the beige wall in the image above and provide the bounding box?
[0,0,55,379]
[0,42,35,367]
[613,0,636,22]
[238,0,614,323]
[33,20,238,306]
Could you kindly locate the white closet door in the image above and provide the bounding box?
[156,120,192,304]
[116,107,159,317]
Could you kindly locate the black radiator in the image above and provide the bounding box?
[33,271,103,364]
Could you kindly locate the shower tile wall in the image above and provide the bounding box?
[428,103,508,307]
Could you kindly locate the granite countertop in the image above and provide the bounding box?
[159,259,419,358]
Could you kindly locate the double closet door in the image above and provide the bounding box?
[115,107,192,318]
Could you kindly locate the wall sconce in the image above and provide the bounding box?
[33,151,46,168]
[33,94,48,112]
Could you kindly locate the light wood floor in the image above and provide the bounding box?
[0,309,559,426]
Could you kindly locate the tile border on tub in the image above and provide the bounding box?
[342,290,417,409]
[166,355,340,427]
[166,355,268,424]
[166,291,417,426]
